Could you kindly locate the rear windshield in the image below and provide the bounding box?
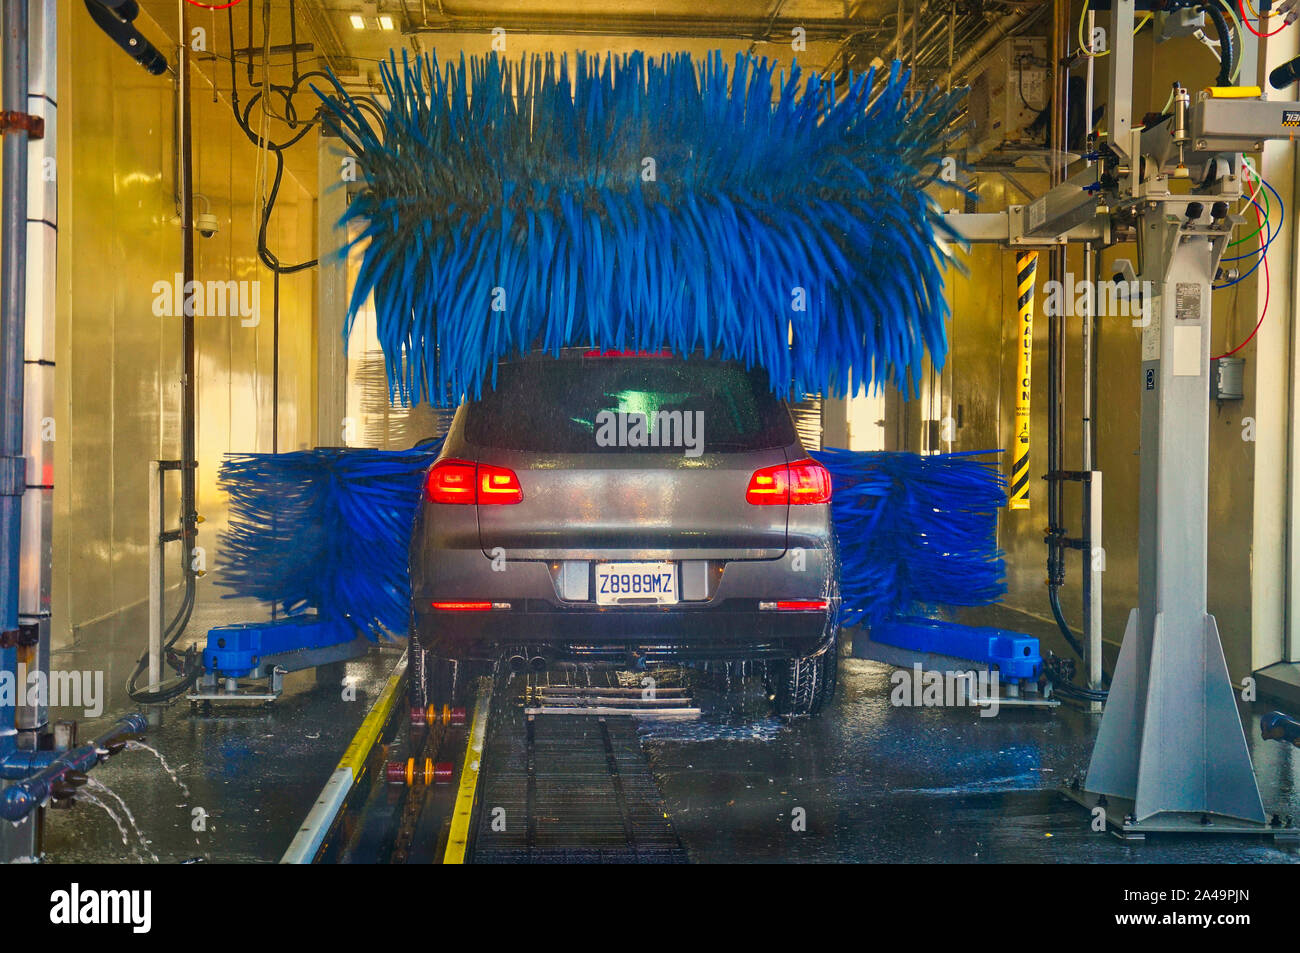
[463,356,797,453]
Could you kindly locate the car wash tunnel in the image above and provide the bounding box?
[7,0,1300,901]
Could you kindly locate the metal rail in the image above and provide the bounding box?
[280,652,408,863]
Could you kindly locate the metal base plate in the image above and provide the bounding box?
[524,679,701,720]
[1060,783,1300,843]
[188,689,280,704]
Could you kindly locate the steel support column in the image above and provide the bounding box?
[1082,215,1268,833]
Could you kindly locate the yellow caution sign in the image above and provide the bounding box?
[1009,251,1038,510]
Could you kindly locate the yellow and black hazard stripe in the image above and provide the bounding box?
[1009,251,1037,510]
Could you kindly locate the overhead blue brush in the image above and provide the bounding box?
[813,448,1007,628]
[216,444,441,638]
[314,51,966,407]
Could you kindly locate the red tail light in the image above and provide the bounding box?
[431,601,493,611]
[426,460,476,503]
[787,459,832,504]
[426,460,523,505]
[746,459,831,505]
[746,462,788,504]
[477,463,523,504]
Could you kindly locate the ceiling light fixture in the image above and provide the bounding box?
[378,14,394,30]
[349,14,366,29]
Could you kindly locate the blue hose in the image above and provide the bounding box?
[0,713,148,822]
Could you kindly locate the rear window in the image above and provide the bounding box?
[463,356,797,453]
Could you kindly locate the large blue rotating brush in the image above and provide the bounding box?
[215,444,442,638]
[314,51,966,407]
[812,448,1007,628]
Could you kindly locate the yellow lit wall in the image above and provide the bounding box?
[53,0,316,649]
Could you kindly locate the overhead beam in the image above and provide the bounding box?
[411,13,880,42]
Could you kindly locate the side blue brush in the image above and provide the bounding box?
[813,448,1007,628]
[215,443,442,638]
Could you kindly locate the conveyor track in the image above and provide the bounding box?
[468,670,689,863]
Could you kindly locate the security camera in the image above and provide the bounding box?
[195,212,219,239]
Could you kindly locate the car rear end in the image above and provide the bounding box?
[409,351,839,668]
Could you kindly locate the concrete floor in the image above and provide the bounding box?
[34,594,1300,864]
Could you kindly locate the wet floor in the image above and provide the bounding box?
[37,595,402,864]
[642,658,1300,863]
[30,595,1300,864]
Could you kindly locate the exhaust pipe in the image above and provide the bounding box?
[507,649,528,672]
[528,653,548,672]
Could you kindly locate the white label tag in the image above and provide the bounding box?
[1173,325,1202,377]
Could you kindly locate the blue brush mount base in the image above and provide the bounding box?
[853,616,1056,708]
[191,615,370,704]
[870,617,1042,681]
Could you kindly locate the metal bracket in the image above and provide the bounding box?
[16,623,38,648]
[0,111,44,140]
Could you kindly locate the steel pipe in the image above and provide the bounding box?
[0,0,30,741]
[0,714,148,821]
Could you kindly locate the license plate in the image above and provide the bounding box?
[594,562,678,606]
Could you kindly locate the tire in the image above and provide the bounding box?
[767,633,839,717]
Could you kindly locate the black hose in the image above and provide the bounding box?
[1202,1,1237,87]
[1053,681,1111,703]
[125,571,199,704]
[226,6,324,275]
[1048,585,1087,659]
[1048,586,1111,694]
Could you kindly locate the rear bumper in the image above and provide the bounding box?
[412,601,837,663]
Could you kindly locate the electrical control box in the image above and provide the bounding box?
[966,36,1049,162]
[1211,357,1245,401]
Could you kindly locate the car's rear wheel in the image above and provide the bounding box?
[767,633,839,717]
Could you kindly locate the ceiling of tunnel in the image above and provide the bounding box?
[139,0,1049,84]
[129,0,1047,191]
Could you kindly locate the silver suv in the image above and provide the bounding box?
[409,351,840,715]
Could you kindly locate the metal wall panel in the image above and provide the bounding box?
[52,0,317,648]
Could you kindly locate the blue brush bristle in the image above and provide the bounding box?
[216,443,1004,639]
[216,444,442,638]
[314,51,966,407]
[813,448,1007,627]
